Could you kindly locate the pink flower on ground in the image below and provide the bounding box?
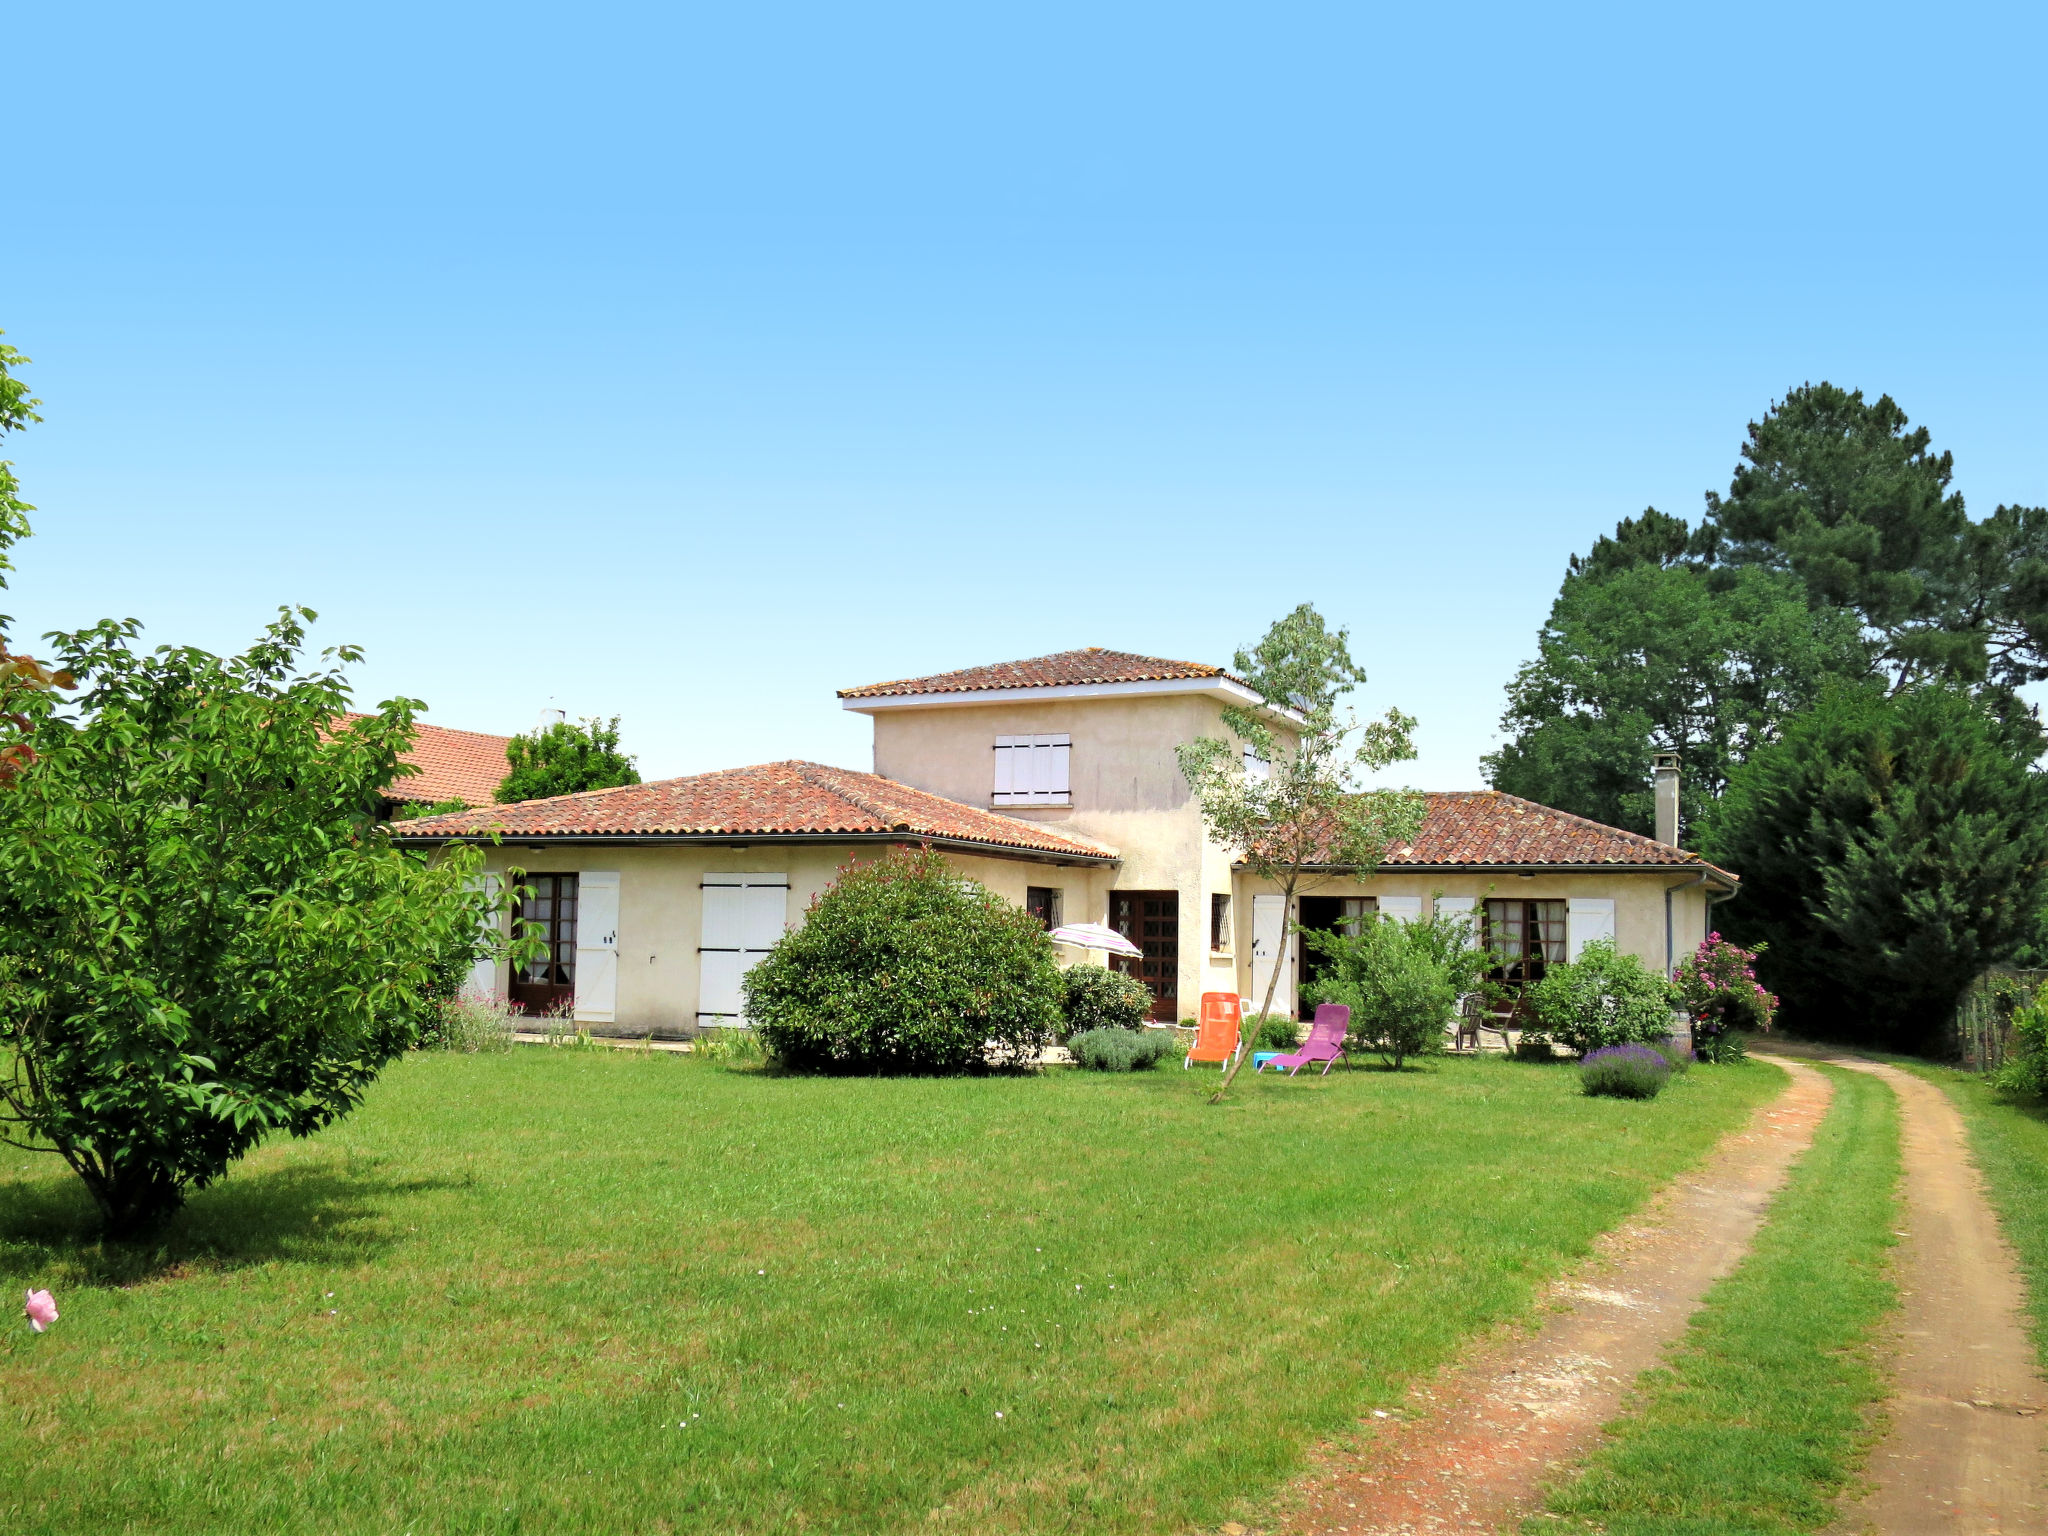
[24,1289,57,1333]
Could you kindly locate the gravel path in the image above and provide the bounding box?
[1269,1057,1835,1536]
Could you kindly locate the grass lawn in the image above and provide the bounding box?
[1904,1063,2048,1369]
[0,1049,1780,1535]
[1530,1063,1901,1534]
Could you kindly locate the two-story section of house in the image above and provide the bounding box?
[838,648,1298,1020]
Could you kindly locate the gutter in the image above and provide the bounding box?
[389,828,1119,869]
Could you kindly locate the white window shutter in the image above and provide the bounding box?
[1435,894,1481,948]
[1380,896,1422,924]
[573,871,621,1024]
[993,734,1070,805]
[1048,736,1071,797]
[993,737,1017,801]
[464,874,503,998]
[1567,897,1616,961]
[699,874,790,1023]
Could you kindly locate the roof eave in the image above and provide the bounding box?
[839,674,1302,726]
[1244,859,1739,890]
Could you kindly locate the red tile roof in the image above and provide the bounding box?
[1297,790,1734,881]
[389,760,1117,861]
[840,647,1232,699]
[339,714,513,807]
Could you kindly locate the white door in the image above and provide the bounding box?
[698,873,790,1024]
[464,874,504,999]
[1250,894,1294,1020]
[1566,897,1616,962]
[573,871,621,1023]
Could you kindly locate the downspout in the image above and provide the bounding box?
[1664,869,1711,977]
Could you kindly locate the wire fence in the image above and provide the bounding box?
[1952,969,2047,1073]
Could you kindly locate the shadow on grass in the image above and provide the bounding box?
[0,1158,463,1286]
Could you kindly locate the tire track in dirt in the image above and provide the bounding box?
[1262,1058,1835,1536]
[1817,1056,2048,1536]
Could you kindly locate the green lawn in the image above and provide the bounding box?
[1905,1063,2048,1368]
[0,1050,1780,1535]
[1531,1064,1901,1534]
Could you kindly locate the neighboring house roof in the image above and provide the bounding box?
[1284,790,1737,884]
[338,714,513,806]
[389,759,1118,863]
[839,647,1235,699]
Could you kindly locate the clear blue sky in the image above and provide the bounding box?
[7,3,2044,789]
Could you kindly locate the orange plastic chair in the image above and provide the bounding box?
[1185,991,1243,1069]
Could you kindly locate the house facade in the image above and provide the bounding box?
[394,648,1736,1035]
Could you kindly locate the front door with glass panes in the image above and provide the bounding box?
[1484,898,1566,989]
[1109,890,1179,1021]
[510,872,579,1015]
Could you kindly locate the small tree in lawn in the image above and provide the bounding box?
[1176,604,1425,1101]
[0,608,513,1237]
[496,715,640,803]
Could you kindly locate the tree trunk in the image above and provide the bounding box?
[77,1158,185,1241]
[1209,872,1299,1103]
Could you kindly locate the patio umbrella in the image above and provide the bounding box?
[1047,921,1143,958]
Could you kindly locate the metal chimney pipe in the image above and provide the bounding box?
[1652,752,1681,846]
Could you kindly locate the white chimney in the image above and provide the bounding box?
[1652,752,1681,846]
[538,707,566,729]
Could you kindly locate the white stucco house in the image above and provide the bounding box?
[393,648,1737,1036]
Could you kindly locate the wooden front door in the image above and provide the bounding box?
[510,872,579,1015]
[1110,890,1179,1021]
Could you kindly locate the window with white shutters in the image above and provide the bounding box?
[1242,746,1272,782]
[993,734,1071,805]
[698,873,790,1024]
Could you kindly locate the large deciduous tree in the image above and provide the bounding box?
[0,609,509,1236]
[1700,683,2048,1053]
[496,715,640,803]
[1176,604,1424,1101]
[1484,509,1862,839]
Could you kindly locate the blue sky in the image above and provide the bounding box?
[7,2,2045,788]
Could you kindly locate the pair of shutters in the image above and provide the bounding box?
[698,873,791,1023]
[993,734,1071,805]
[1421,893,1614,959]
[460,871,622,1023]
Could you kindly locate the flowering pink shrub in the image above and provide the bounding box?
[1673,933,1778,1062]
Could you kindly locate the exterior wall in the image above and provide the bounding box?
[1228,869,1725,1008]
[466,842,1112,1037]
[868,692,1287,1017]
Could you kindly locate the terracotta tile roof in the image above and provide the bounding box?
[389,760,1117,861]
[840,647,1232,699]
[1297,790,1736,881]
[339,714,513,807]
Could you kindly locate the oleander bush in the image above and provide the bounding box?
[1068,1026,1176,1072]
[1059,966,1154,1039]
[1580,1043,1673,1099]
[746,848,1063,1073]
[1673,933,1777,1063]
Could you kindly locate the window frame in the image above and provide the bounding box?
[1024,886,1062,930]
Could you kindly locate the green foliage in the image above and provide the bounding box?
[1578,1044,1672,1099]
[746,848,1063,1073]
[394,797,471,821]
[1524,939,1677,1057]
[0,609,508,1236]
[693,1026,767,1068]
[0,330,40,589]
[1484,551,1861,839]
[421,990,517,1054]
[496,715,640,803]
[1067,1026,1174,1071]
[1992,996,2048,1101]
[1672,932,1777,1062]
[1058,965,1153,1039]
[1175,604,1424,1095]
[1304,914,1455,1069]
[1251,1015,1301,1051]
[1703,683,2048,1051]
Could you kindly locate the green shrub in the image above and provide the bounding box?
[1068,1027,1175,1072]
[1993,996,2048,1100]
[746,848,1063,1073]
[1673,933,1776,1062]
[1580,1043,1672,1099]
[421,989,516,1053]
[1526,939,1678,1057]
[1251,1015,1301,1052]
[1059,966,1154,1039]
[1303,914,1455,1069]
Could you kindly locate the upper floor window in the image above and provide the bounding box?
[1242,746,1272,782]
[994,734,1071,806]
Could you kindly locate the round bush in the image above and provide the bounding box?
[1059,966,1154,1039]
[745,849,1063,1072]
[1580,1043,1672,1099]
[1068,1026,1174,1072]
[1251,1015,1301,1052]
[1526,939,1678,1057]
